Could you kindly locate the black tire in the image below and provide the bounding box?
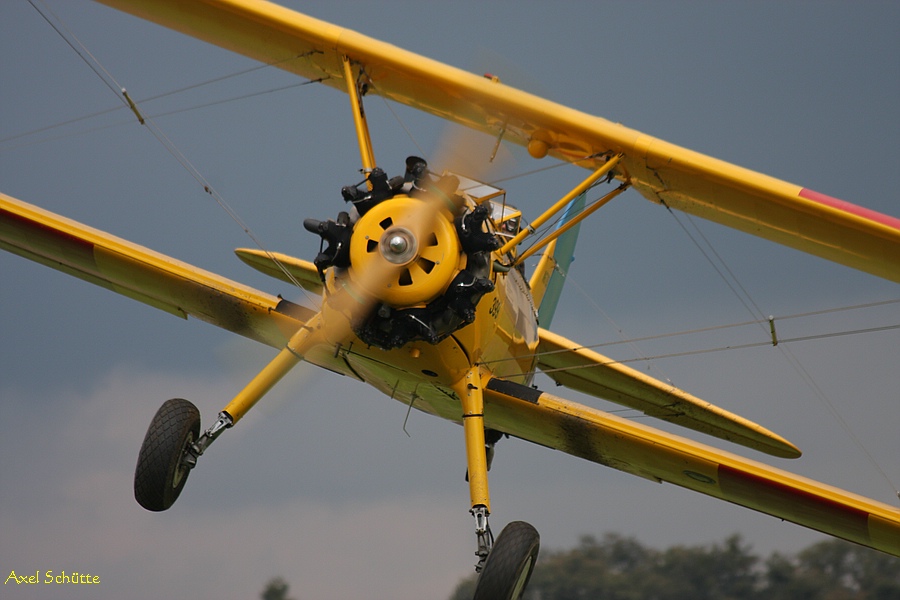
[473,521,540,600]
[134,398,201,512]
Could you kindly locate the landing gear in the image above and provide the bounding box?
[134,398,201,511]
[473,521,541,600]
[133,315,324,513]
[455,367,541,598]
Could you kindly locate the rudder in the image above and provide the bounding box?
[528,192,586,328]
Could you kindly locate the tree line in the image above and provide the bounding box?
[448,533,900,600]
[258,534,899,600]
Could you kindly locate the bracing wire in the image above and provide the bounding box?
[663,205,899,498]
[550,267,673,385]
[28,1,122,97]
[28,0,324,308]
[531,322,900,370]
[482,298,900,379]
[0,79,325,153]
[373,88,430,162]
[1,52,300,147]
[4,11,328,151]
[0,77,325,153]
[0,104,123,149]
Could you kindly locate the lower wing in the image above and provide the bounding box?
[537,328,801,458]
[1,191,327,360]
[483,378,900,556]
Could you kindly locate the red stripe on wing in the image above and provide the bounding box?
[799,188,900,230]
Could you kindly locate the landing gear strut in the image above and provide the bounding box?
[472,505,493,571]
[456,367,540,599]
[134,314,326,513]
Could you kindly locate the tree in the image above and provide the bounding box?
[647,535,759,600]
[780,539,900,600]
[261,577,295,600]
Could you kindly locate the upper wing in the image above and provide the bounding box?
[482,377,900,557]
[536,328,801,459]
[96,0,900,282]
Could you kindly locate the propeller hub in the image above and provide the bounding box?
[381,227,417,265]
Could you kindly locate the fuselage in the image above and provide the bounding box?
[320,261,539,422]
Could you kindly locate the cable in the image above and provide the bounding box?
[1,48,326,152]
[535,298,900,355]
[27,0,323,308]
[663,209,898,499]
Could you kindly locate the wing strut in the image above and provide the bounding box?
[341,55,377,175]
[514,182,629,266]
[185,311,330,466]
[497,154,623,255]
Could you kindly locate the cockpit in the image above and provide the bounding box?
[453,175,525,250]
[489,200,522,241]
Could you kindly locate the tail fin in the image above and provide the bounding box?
[528,192,586,328]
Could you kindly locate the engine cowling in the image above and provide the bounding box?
[347,195,461,308]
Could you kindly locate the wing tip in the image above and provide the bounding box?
[764,436,802,460]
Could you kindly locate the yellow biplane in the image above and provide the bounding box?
[1,1,898,597]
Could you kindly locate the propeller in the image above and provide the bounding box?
[319,170,469,348]
[428,123,518,185]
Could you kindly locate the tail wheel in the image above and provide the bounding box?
[134,398,201,512]
[473,521,540,600]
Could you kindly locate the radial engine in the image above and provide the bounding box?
[303,158,501,350]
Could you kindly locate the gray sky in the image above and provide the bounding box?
[1,1,898,599]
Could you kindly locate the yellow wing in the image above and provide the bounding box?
[97,0,900,282]
[234,248,323,295]
[0,191,348,376]
[482,378,900,557]
[536,328,801,459]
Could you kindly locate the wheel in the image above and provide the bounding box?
[134,398,201,511]
[473,521,540,600]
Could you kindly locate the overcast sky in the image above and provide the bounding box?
[1,1,898,599]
